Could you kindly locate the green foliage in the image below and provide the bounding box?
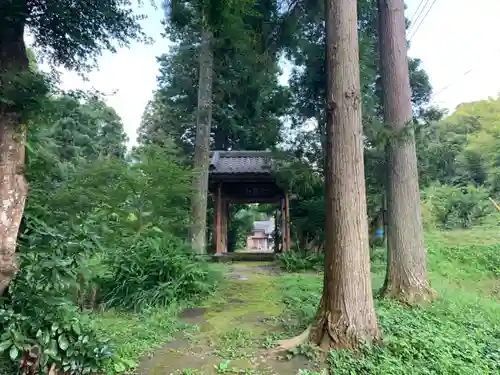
[426,241,500,280]
[0,206,122,375]
[10,0,146,72]
[417,97,500,194]
[1,0,147,132]
[0,70,52,119]
[0,79,202,374]
[92,306,181,368]
[0,307,114,375]
[32,93,128,163]
[102,232,219,311]
[324,299,499,374]
[273,154,325,251]
[278,231,500,374]
[277,251,323,273]
[421,184,493,229]
[51,145,193,239]
[140,0,289,154]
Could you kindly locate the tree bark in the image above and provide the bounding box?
[377,0,435,303]
[0,14,30,296]
[310,0,381,349]
[190,28,214,254]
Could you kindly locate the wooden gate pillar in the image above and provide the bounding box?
[213,183,223,254]
[221,199,229,253]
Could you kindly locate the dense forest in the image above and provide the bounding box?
[0,0,499,374]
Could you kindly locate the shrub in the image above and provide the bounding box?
[420,199,437,230]
[369,246,387,274]
[0,306,117,375]
[277,247,388,274]
[101,231,219,311]
[480,211,500,227]
[277,251,324,273]
[421,184,492,229]
[0,231,129,375]
[0,210,135,375]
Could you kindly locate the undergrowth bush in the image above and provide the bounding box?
[0,142,209,374]
[0,215,133,375]
[277,247,387,274]
[277,251,324,273]
[0,306,120,375]
[277,225,500,281]
[101,231,219,311]
[421,184,492,229]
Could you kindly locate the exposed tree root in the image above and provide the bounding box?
[310,308,381,351]
[379,282,438,306]
[267,307,381,358]
[267,325,311,354]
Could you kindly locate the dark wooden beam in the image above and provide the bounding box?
[215,183,222,254]
[209,173,276,183]
[226,196,283,204]
[221,198,229,253]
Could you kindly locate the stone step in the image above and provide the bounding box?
[210,252,276,262]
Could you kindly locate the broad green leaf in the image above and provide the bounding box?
[0,340,12,352]
[47,339,58,357]
[121,358,136,367]
[58,334,69,351]
[72,323,81,335]
[114,362,126,372]
[9,345,19,360]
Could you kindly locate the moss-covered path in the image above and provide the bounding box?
[138,262,313,375]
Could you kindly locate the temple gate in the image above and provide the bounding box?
[208,150,291,254]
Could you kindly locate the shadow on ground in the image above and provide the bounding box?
[138,263,317,375]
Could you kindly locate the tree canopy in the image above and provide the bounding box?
[139,0,290,154]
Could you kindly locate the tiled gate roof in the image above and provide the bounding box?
[209,151,274,174]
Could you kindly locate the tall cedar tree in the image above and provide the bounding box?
[378,0,435,303]
[0,0,144,296]
[191,26,214,254]
[311,0,381,348]
[274,0,381,351]
[138,0,288,156]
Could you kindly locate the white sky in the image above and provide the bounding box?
[406,0,500,111]
[54,0,500,145]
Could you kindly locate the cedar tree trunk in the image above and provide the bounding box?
[190,28,213,254]
[309,0,381,349]
[378,0,435,303]
[0,14,29,296]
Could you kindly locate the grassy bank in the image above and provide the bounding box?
[278,228,500,374]
[92,306,182,365]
